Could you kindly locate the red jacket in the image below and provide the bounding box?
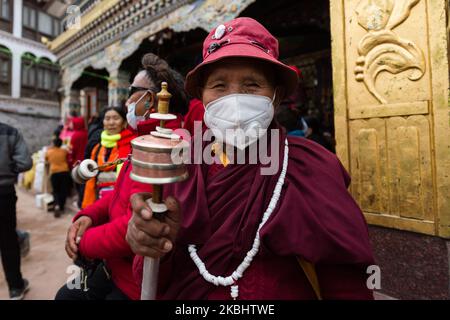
[117,128,136,159]
[73,117,181,300]
[74,162,151,300]
[68,117,88,167]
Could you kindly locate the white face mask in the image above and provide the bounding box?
[126,91,150,130]
[204,93,275,150]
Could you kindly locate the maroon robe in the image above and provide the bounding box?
[135,128,375,299]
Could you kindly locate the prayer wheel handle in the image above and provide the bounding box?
[157,82,171,128]
[131,81,188,301]
[153,82,171,204]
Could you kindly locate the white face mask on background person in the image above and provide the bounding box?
[204,93,275,149]
[126,91,150,130]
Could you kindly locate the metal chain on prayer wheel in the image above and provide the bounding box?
[130,82,189,300]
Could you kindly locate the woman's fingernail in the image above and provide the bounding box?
[163,242,172,251]
[163,226,170,235]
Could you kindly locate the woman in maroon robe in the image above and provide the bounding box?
[126,17,375,300]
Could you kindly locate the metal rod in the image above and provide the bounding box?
[140,255,160,300]
[140,81,172,300]
[152,184,163,204]
[140,184,164,300]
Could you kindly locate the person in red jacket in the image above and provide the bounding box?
[68,116,88,208]
[54,53,189,300]
[68,116,88,167]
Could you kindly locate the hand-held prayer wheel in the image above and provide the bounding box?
[130,82,189,186]
[71,159,98,184]
[129,134,189,184]
[129,82,189,300]
[71,158,126,184]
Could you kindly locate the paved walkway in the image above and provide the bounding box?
[0,187,76,300]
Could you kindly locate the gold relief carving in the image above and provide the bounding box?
[348,101,428,119]
[395,126,423,218]
[350,115,433,221]
[358,128,381,212]
[354,0,426,104]
[331,0,448,236]
[350,118,388,214]
[386,116,433,221]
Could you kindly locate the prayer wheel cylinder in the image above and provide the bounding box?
[130,134,189,184]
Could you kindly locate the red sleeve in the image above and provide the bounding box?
[73,191,112,226]
[67,149,74,168]
[78,206,133,260]
[78,161,152,260]
[316,264,374,300]
[118,142,132,159]
[69,132,88,165]
[68,135,78,167]
[117,129,137,159]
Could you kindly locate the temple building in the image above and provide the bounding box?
[0,0,67,151]
[48,0,450,299]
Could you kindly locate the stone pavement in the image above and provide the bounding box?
[0,187,76,300]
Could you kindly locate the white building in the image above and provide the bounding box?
[0,0,68,152]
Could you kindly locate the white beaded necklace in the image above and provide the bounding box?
[188,138,289,300]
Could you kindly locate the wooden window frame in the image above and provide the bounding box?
[0,0,13,33]
[21,55,59,101]
[22,3,61,42]
[0,47,11,95]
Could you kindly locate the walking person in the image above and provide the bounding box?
[68,116,88,209]
[0,122,32,299]
[45,138,71,218]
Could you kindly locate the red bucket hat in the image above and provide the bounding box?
[185,17,299,98]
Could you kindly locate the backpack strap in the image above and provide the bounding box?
[297,257,322,300]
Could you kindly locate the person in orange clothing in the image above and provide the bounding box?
[81,106,136,208]
[45,138,71,218]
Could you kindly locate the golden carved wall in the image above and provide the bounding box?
[330,0,450,237]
